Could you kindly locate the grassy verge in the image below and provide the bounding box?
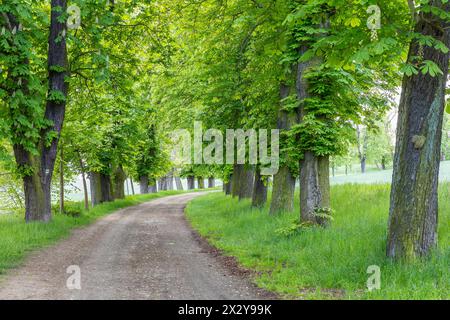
[185,184,449,299]
[0,190,191,274]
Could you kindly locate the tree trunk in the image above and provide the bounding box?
[231,164,242,197]
[197,177,205,189]
[208,177,215,188]
[381,157,386,170]
[300,152,331,226]
[360,156,366,173]
[140,176,149,194]
[238,166,254,200]
[224,174,232,195]
[130,177,135,195]
[251,168,267,208]
[175,176,184,191]
[11,0,68,222]
[387,4,450,260]
[90,172,113,205]
[187,176,195,190]
[78,153,89,211]
[113,165,126,200]
[149,178,157,193]
[296,45,331,226]
[90,172,101,206]
[166,171,174,190]
[101,173,113,203]
[160,177,167,191]
[270,165,296,214]
[270,83,296,214]
[59,145,64,214]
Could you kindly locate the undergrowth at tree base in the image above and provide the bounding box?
[185,184,450,300]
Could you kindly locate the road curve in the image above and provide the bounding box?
[0,193,269,300]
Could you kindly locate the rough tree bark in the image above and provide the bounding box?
[139,176,149,194]
[270,83,296,214]
[101,173,114,202]
[9,0,68,222]
[208,177,215,188]
[251,168,267,208]
[297,45,331,226]
[187,176,195,190]
[238,166,254,200]
[270,166,296,214]
[387,2,450,260]
[224,174,232,195]
[231,164,242,197]
[113,165,126,200]
[300,153,330,226]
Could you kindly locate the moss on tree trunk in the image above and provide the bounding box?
[270,165,296,214]
[238,166,254,200]
[231,164,242,197]
[387,4,450,260]
[300,153,331,226]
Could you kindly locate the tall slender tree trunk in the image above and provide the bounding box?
[387,3,450,260]
[187,176,195,190]
[59,145,64,214]
[381,157,386,170]
[208,177,215,188]
[130,177,135,195]
[78,154,89,211]
[252,168,267,208]
[238,166,254,200]
[360,157,366,174]
[140,176,149,194]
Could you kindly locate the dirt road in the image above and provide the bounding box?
[0,193,270,300]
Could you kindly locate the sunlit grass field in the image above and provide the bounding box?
[0,190,188,275]
[186,184,450,299]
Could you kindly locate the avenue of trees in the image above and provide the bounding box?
[1,0,449,261]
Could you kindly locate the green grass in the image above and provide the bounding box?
[185,184,450,300]
[0,190,190,275]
